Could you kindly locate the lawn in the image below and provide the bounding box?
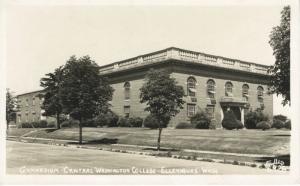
[8,127,290,155]
[7,128,39,137]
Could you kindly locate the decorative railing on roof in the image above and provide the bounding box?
[99,47,269,75]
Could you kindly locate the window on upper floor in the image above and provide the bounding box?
[225,82,233,97]
[207,79,216,98]
[124,82,130,100]
[25,99,29,107]
[187,77,196,97]
[242,84,249,101]
[40,97,44,105]
[257,86,264,102]
[32,97,35,106]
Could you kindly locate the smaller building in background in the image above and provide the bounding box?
[16,90,55,126]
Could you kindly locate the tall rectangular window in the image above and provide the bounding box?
[18,115,21,123]
[32,97,35,106]
[207,79,216,98]
[40,97,44,105]
[124,106,130,118]
[187,77,196,97]
[206,106,215,119]
[25,113,28,122]
[187,104,196,117]
[124,82,130,100]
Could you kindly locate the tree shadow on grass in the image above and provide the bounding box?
[255,154,290,166]
[44,129,60,133]
[142,147,180,152]
[67,138,119,145]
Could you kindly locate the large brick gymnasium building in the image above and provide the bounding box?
[16,47,273,128]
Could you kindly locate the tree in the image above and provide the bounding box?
[60,55,113,144]
[140,69,185,150]
[6,89,17,131]
[268,6,290,106]
[40,66,64,129]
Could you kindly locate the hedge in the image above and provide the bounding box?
[190,110,211,129]
[21,121,48,128]
[272,119,285,129]
[244,110,269,129]
[256,121,271,130]
[175,122,193,129]
[143,114,167,129]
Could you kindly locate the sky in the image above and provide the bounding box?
[5,2,291,117]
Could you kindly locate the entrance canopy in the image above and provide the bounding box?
[220,97,248,107]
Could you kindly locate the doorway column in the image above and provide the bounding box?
[240,107,244,125]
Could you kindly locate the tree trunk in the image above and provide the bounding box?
[6,119,9,135]
[79,117,83,144]
[56,113,61,129]
[157,128,162,151]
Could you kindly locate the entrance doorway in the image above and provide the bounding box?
[231,107,241,121]
[221,106,241,121]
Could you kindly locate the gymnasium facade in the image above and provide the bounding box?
[100,47,272,128]
[16,47,273,128]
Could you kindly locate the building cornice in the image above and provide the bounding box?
[99,47,271,76]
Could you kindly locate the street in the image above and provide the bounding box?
[6,141,286,175]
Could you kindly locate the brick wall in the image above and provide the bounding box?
[16,91,56,126]
[109,64,273,128]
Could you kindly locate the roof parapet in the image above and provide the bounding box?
[99,47,270,75]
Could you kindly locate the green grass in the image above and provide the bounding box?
[7,128,38,137]
[8,127,290,155]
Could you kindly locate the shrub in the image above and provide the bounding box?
[106,111,119,127]
[82,119,97,127]
[21,121,48,128]
[118,117,130,127]
[31,122,39,128]
[21,122,33,128]
[272,119,285,129]
[285,120,291,130]
[59,114,68,123]
[236,120,244,130]
[61,119,79,128]
[47,121,56,128]
[25,121,48,128]
[143,114,165,129]
[94,111,119,127]
[233,160,239,165]
[245,110,269,129]
[222,110,240,130]
[256,121,271,130]
[38,120,48,128]
[129,117,143,127]
[273,114,287,122]
[175,122,193,129]
[209,119,217,129]
[190,110,211,129]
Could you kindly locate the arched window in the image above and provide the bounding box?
[124,82,130,100]
[207,79,216,98]
[257,86,264,102]
[242,84,249,101]
[225,82,233,97]
[187,77,196,97]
